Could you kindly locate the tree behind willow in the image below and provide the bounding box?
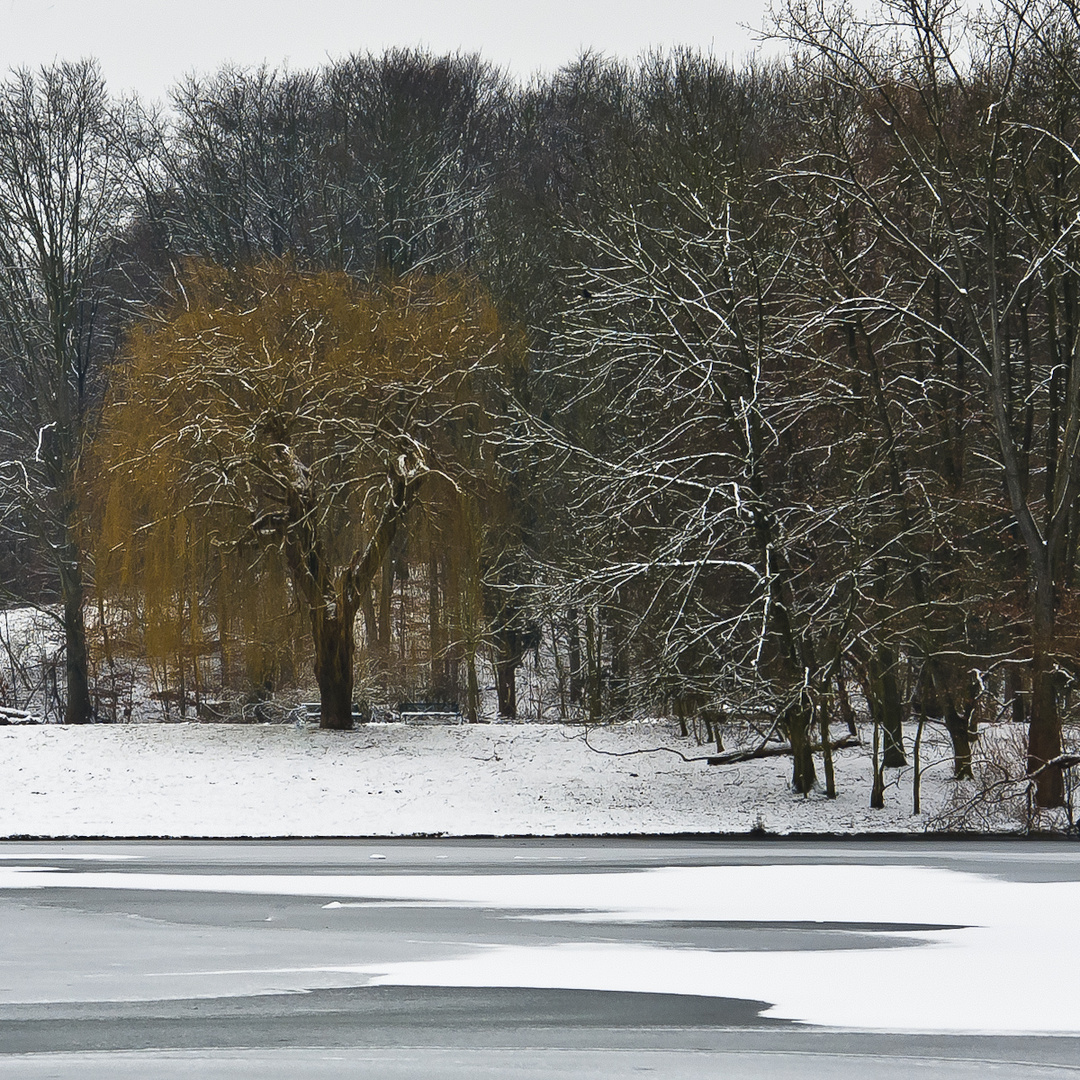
[520,53,857,793]
[136,50,509,280]
[91,260,518,728]
[778,0,1080,807]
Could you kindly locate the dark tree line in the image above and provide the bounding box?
[1,0,1078,808]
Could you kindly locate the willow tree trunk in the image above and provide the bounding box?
[312,610,356,730]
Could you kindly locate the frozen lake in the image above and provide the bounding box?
[0,839,1078,1077]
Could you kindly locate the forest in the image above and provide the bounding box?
[0,0,1078,811]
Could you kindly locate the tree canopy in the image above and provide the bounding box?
[91,259,521,726]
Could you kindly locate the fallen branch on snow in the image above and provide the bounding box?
[570,727,861,766]
[706,734,861,766]
[0,705,41,724]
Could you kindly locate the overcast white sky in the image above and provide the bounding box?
[0,1,774,105]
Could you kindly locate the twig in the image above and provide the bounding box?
[567,726,718,763]
[1027,754,1080,777]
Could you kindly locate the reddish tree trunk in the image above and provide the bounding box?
[1028,635,1064,808]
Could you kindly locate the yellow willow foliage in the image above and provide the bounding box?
[88,258,523,681]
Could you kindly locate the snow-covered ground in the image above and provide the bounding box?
[2,603,1074,837]
[0,718,1069,837]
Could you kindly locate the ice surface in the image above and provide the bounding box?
[0,861,1075,1033]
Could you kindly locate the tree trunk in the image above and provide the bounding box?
[428,551,447,697]
[783,698,816,795]
[819,699,837,798]
[60,559,93,725]
[465,647,480,723]
[312,609,355,730]
[943,701,975,781]
[1029,626,1064,808]
[494,626,518,720]
[584,606,603,724]
[869,647,907,768]
[869,714,885,809]
[567,607,582,705]
[913,703,926,815]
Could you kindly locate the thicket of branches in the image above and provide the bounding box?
[1,1,1079,808]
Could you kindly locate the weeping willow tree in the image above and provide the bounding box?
[91,259,518,728]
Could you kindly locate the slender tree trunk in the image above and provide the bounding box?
[913,701,926,815]
[567,607,582,705]
[551,618,568,720]
[870,714,885,809]
[783,697,816,795]
[428,551,446,697]
[869,647,907,768]
[466,647,480,723]
[494,626,518,720]
[584,606,602,724]
[819,699,836,799]
[60,557,93,725]
[1029,593,1064,807]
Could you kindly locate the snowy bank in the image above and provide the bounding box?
[0,719,1053,838]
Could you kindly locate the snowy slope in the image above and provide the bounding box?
[0,719,1061,837]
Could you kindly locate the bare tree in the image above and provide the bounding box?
[778,0,1080,806]
[322,49,511,275]
[0,61,131,723]
[524,54,863,793]
[138,51,510,280]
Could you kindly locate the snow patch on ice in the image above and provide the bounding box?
[0,861,1075,1033]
